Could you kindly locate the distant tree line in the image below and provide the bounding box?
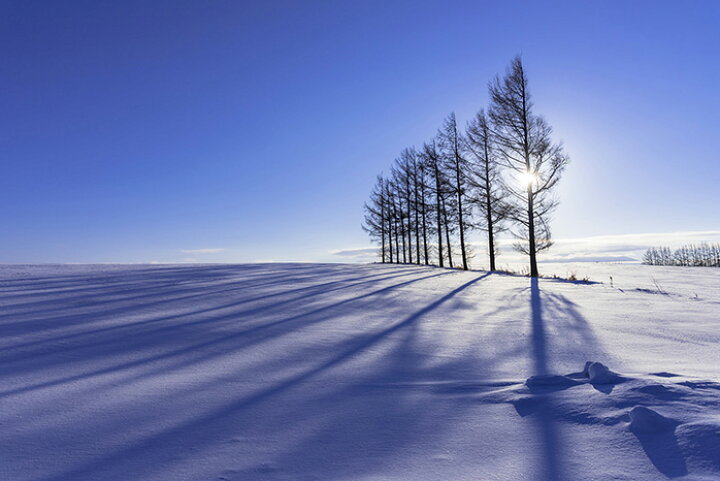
[643,243,720,267]
[362,56,569,277]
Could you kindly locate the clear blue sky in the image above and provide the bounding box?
[2,1,718,263]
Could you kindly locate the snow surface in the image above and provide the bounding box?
[0,262,718,480]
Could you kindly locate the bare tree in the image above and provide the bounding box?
[439,113,470,270]
[398,149,418,265]
[405,148,425,265]
[362,176,388,262]
[489,56,569,277]
[466,109,509,271]
[422,141,445,267]
[387,180,403,263]
[644,243,720,267]
[416,155,430,265]
[382,179,395,263]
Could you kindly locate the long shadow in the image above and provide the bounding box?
[527,277,614,481]
[0,263,394,314]
[263,274,500,479]
[529,277,564,481]
[526,278,612,373]
[0,264,258,299]
[0,265,408,336]
[29,272,490,481]
[0,269,304,315]
[530,278,549,376]
[0,269,456,398]
[0,267,418,356]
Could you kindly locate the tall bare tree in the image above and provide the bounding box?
[466,109,508,271]
[383,179,395,263]
[422,141,445,267]
[416,155,430,265]
[387,180,403,263]
[362,176,388,262]
[406,148,424,265]
[398,149,418,264]
[489,56,569,277]
[439,113,470,270]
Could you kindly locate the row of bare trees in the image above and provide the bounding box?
[643,243,720,267]
[363,57,569,277]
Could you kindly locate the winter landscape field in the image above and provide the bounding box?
[1,262,718,481]
[4,2,719,480]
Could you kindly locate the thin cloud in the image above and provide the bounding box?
[180,248,225,254]
[331,248,378,258]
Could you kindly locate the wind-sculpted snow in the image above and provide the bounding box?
[0,263,718,480]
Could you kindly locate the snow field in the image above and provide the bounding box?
[0,263,718,480]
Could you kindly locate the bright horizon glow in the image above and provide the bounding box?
[1,1,718,263]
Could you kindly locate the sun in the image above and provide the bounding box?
[518,170,537,188]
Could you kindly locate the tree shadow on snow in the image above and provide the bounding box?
[529,277,565,481]
[1,265,505,481]
[5,265,675,481]
[526,277,613,481]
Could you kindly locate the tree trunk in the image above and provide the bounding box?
[454,139,468,270]
[401,217,407,264]
[380,198,386,263]
[483,143,495,271]
[406,208,412,264]
[442,196,454,269]
[527,187,538,277]
[387,211,393,263]
[456,177,468,270]
[393,198,401,264]
[485,204,495,271]
[434,165,444,267]
[414,170,421,265]
[421,186,429,265]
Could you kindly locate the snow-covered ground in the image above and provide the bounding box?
[0,262,718,481]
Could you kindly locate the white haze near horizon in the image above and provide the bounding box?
[331,230,720,269]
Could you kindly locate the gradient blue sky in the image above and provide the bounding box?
[2,1,718,264]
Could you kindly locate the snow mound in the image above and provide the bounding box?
[628,406,675,432]
[632,383,688,401]
[584,361,625,384]
[525,374,582,389]
[676,421,720,471]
